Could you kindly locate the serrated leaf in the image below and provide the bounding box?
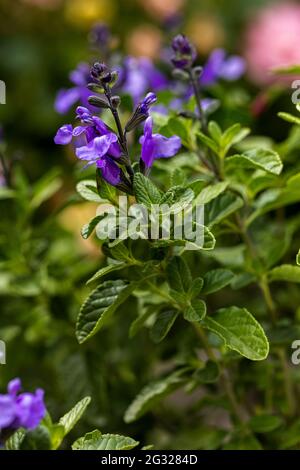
[150,310,178,343]
[59,396,91,437]
[184,299,206,322]
[76,180,103,202]
[202,269,234,295]
[124,370,187,423]
[5,429,26,450]
[133,173,161,208]
[220,124,250,158]
[86,263,128,285]
[202,306,269,360]
[166,257,192,293]
[72,430,139,450]
[226,149,283,175]
[269,264,300,283]
[76,280,135,344]
[196,182,228,205]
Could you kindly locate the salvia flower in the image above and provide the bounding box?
[201,49,246,86]
[171,34,197,70]
[55,63,93,114]
[54,107,122,186]
[139,117,181,168]
[0,378,46,431]
[89,23,111,52]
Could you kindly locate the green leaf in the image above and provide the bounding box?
[20,425,51,450]
[5,429,26,450]
[188,277,204,298]
[159,186,194,212]
[166,257,192,293]
[133,173,161,208]
[76,179,103,202]
[30,170,62,210]
[170,168,187,187]
[108,242,132,262]
[49,424,65,450]
[194,360,219,384]
[278,112,300,126]
[124,370,188,423]
[205,192,244,227]
[150,310,179,343]
[202,269,234,295]
[197,131,219,154]
[59,396,91,437]
[273,64,300,74]
[86,263,128,285]
[269,264,300,283]
[208,121,222,143]
[184,299,206,322]
[81,214,106,239]
[226,149,283,175]
[220,124,250,158]
[202,306,269,360]
[196,182,228,205]
[96,169,117,203]
[249,415,282,433]
[297,250,300,266]
[76,280,134,344]
[72,430,139,450]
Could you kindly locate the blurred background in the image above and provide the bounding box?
[1,0,300,449]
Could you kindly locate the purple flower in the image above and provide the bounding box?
[171,34,197,69]
[140,92,157,115]
[89,23,111,52]
[201,49,246,86]
[125,93,157,133]
[122,57,168,104]
[55,63,93,114]
[139,117,181,168]
[0,378,46,431]
[54,107,122,186]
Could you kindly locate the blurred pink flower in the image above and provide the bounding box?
[244,2,300,84]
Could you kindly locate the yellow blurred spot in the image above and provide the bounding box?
[186,15,225,55]
[126,25,162,59]
[59,203,102,257]
[65,0,115,28]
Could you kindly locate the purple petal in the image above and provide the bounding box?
[16,389,46,430]
[201,49,226,86]
[97,157,121,186]
[54,124,73,145]
[0,395,15,428]
[55,88,80,114]
[219,56,246,81]
[153,134,182,159]
[69,63,90,86]
[75,133,118,163]
[140,133,156,168]
[8,378,21,396]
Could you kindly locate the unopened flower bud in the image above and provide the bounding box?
[88,96,110,109]
[111,95,121,109]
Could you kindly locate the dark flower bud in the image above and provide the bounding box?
[111,95,121,109]
[88,95,110,109]
[90,62,112,84]
[171,34,197,70]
